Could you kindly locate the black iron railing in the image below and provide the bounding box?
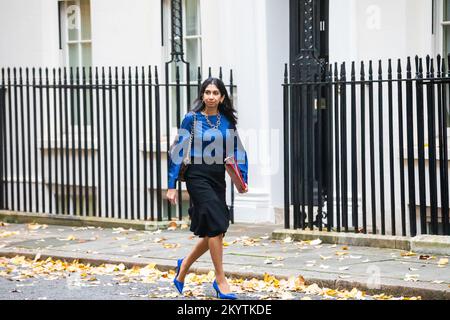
[283,55,450,236]
[0,65,236,222]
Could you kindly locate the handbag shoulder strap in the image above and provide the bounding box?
[184,113,196,161]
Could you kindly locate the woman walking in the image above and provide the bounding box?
[166,77,248,300]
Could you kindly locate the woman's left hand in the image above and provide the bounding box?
[166,189,178,205]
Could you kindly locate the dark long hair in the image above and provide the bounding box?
[191,78,238,127]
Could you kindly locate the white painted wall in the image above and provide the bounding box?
[92,0,161,67]
[330,0,434,64]
[328,0,446,236]
[0,0,161,67]
[0,0,58,67]
[0,0,445,232]
[200,0,289,223]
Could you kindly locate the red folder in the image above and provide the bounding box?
[225,156,248,194]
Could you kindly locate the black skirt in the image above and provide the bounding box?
[185,163,230,238]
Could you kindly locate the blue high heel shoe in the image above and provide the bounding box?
[213,280,238,300]
[173,258,184,295]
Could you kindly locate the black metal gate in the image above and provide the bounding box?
[288,0,330,230]
[283,55,450,236]
[0,87,5,210]
[0,65,236,222]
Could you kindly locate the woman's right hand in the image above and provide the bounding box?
[166,189,178,205]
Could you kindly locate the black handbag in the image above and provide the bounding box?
[169,114,197,182]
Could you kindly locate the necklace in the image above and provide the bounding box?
[203,112,221,129]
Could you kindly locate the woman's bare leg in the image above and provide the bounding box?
[208,234,231,293]
[177,237,209,282]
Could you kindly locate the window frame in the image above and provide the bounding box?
[163,0,203,130]
[435,0,450,130]
[59,0,93,129]
[57,192,96,216]
[60,0,93,68]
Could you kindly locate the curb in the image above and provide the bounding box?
[0,210,189,231]
[0,248,447,300]
[272,229,450,255]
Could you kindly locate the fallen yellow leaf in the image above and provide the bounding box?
[10,256,26,265]
[144,263,156,270]
[162,243,181,249]
[305,283,323,295]
[438,258,448,267]
[27,223,48,230]
[296,275,306,287]
[164,292,179,298]
[58,235,76,241]
[402,296,421,300]
[324,289,338,297]
[373,293,393,300]
[283,237,293,243]
[263,273,279,287]
[0,231,20,238]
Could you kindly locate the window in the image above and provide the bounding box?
[162,198,190,220]
[59,0,93,126]
[57,193,96,216]
[163,0,203,128]
[184,0,202,82]
[443,1,450,57]
[60,0,92,68]
[442,0,450,127]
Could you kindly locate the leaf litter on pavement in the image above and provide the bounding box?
[0,255,423,300]
[0,226,442,299]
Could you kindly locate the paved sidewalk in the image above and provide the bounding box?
[0,222,449,299]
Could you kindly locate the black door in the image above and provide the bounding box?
[290,0,329,80]
[289,0,329,226]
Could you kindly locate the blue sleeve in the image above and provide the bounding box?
[234,129,248,185]
[168,112,195,189]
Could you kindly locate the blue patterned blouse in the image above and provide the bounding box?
[168,111,248,189]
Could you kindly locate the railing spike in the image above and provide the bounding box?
[154,66,159,83]
[197,66,202,82]
[419,58,423,77]
[351,61,356,81]
[378,60,383,79]
[437,55,442,77]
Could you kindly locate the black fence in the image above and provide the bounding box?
[0,65,237,222]
[283,55,450,236]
